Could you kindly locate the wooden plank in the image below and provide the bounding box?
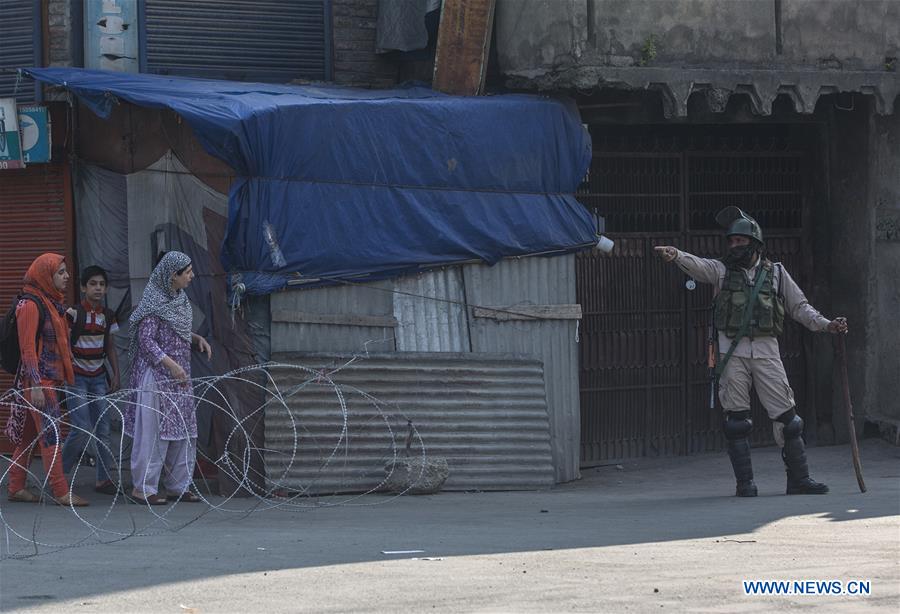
[271,309,398,328]
[432,0,496,96]
[473,304,583,322]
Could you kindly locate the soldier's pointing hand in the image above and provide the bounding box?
[654,246,677,262]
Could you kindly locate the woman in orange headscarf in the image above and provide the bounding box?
[5,254,88,506]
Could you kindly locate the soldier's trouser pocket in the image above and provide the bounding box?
[718,357,753,411]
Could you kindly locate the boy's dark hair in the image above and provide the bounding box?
[81,265,108,286]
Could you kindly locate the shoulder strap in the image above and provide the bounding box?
[19,293,47,330]
[70,304,87,346]
[775,263,785,300]
[18,293,48,352]
[102,307,116,344]
[715,266,770,378]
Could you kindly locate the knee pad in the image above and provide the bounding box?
[723,410,753,440]
[776,409,804,440]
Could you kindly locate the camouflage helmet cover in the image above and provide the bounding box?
[715,206,763,244]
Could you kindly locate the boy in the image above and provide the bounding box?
[61,265,123,494]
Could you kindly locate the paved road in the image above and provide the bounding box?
[1,440,898,612]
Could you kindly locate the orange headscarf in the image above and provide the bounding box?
[22,253,74,384]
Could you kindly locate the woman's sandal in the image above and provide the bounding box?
[54,492,90,507]
[95,480,127,495]
[7,489,40,503]
[128,492,168,505]
[167,491,201,503]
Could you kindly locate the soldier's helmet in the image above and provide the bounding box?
[715,206,763,244]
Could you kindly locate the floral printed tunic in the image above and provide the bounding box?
[123,315,197,440]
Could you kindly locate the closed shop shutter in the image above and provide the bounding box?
[0,0,41,103]
[0,162,74,453]
[141,0,328,82]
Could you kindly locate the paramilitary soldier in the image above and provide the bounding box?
[654,207,848,497]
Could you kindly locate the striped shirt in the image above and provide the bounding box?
[67,301,119,377]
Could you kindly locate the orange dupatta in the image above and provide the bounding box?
[21,253,74,385]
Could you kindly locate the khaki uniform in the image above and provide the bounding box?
[673,250,830,445]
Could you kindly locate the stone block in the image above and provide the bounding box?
[383,457,450,495]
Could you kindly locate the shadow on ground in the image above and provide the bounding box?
[0,439,897,608]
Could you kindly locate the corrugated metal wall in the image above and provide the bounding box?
[393,268,470,352]
[0,0,40,103]
[141,0,328,82]
[265,353,555,493]
[462,256,581,483]
[268,257,582,486]
[271,281,397,353]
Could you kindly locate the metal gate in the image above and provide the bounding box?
[577,125,811,465]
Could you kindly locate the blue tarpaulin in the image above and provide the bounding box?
[23,68,597,295]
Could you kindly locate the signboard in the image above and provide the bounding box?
[0,98,25,170]
[18,105,51,163]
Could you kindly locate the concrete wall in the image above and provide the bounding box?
[782,0,900,71]
[809,97,900,440]
[821,99,876,443]
[497,0,899,74]
[495,0,590,75]
[873,111,900,421]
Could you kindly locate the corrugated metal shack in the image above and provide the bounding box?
[266,255,582,491]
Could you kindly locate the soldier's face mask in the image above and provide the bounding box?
[723,243,757,268]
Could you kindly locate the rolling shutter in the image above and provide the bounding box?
[0,0,41,103]
[142,0,328,82]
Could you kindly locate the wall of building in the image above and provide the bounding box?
[873,111,900,422]
[811,99,900,437]
[809,96,885,443]
[494,0,899,119]
[47,0,78,68]
[781,0,899,71]
[331,0,399,87]
[46,0,399,88]
[496,0,899,74]
[824,100,871,443]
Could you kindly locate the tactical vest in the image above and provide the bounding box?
[714,261,785,339]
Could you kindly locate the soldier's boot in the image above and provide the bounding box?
[724,411,758,497]
[777,409,829,495]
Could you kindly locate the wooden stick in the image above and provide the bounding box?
[836,335,867,493]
